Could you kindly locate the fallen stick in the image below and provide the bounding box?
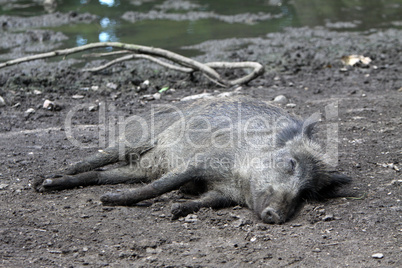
[0,42,264,87]
[83,54,194,73]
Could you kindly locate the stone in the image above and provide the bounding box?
[371,253,384,259]
[0,96,6,107]
[286,103,296,108]
[273,95,288,104]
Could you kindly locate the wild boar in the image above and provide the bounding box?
[34,97,350,224]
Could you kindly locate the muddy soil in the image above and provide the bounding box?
[0,11,401,268]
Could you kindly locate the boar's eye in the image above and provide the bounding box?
[279,158,296,174]
[289,158,296,170]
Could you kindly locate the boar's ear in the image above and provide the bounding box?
[315,172,351,199]
[302,112,320,139]
[276,123,302,146]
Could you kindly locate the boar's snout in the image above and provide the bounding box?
[260,207,285,224]
[255,185,301,224]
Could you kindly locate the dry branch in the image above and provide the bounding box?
[83,54,194,73]
[0,42,264,87]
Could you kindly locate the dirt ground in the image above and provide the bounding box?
[0,11,401,268]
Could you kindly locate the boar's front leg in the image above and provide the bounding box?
[100,167,200,206]
[171,190,233,219]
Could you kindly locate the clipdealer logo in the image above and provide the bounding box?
[64,100,340,167]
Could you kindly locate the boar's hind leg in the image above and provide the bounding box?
[35,166,148,192]
[63,147,120,175]
[171,190,233,219]
[101,167,199,206]
[62,145,154,175]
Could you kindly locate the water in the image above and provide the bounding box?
[1,0,401,56]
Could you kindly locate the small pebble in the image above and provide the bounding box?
[322,214,334,221]
[106,82,118,90]
[232,218,246,228]
[25,108,36,116]
[118,252,129,258]
[48,250,62,254]
[110,93,120,100]
[153,93,161,100]
[88,104,98,112]
[138,80,150,92]
[0,96,5,107]
[390,180,402,186]
[355,163,361,168]
[273,95,288,104]
[43,99,54,109]
[146,247,162,254]
[184,214,198,223]
[291,223,302,227]
[0,184,9,190]
[141,94,156,101]
[317,208,326,215]
[33,90,42,95]
[43,100,63,111]
[72,94,84,99]
[286,103,296,108]
[371,253,384,259]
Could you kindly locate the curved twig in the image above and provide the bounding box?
[84,54,194,73]
[0,42,265,87]
[82,50,132,58]
[205,61,265,86]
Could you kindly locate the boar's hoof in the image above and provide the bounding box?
[261,207,285,224]
[171,202,199,220]
[100,192,124,206]
[33,177,45,192]
[33,175,63,192]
